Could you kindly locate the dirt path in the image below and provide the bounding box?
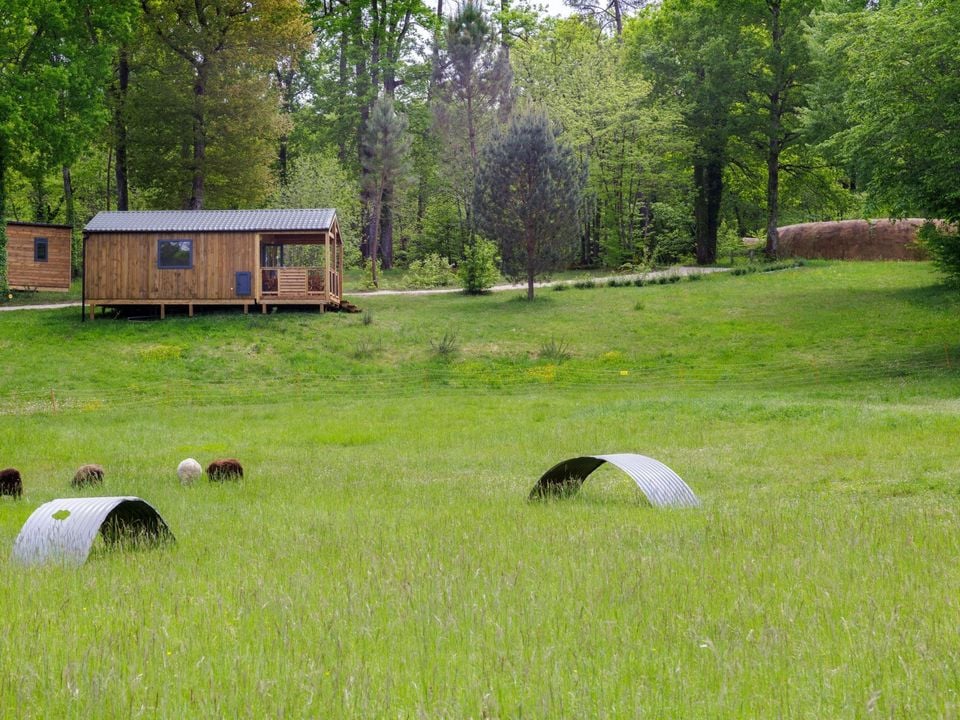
[0,267,728,312]
[0,301,82,312]
[348,266,728,297]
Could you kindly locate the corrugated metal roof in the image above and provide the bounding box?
[12,496,173,565]
[84,209,336,233]
[529,453,700,507]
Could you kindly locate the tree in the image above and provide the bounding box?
[512,16,691,267]
[473,112,583,300]
[629,0,752,264]
[0,0,129,291]
[431,0,512,254]
[821,0,960,222]
[306,0,434,267]
[564,0,650,37]
[740,0,821,256]
[362,96,413,287]
[442,1,503,173]
[135,0,309,209]
[818,0,960,283]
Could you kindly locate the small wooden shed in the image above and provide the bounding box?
[6,221,73,291]
[82,209,344,318]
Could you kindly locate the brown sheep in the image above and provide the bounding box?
[207,458,244,482]
[72,464,105,488]
[0,467,23,498]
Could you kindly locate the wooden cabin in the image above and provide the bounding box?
[6,221,73,291]
[82,209,344,319]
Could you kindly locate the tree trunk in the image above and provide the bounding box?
[765,0,783,259]
[526,229,535,300]
[115,48,129,211]
[380,186,394,268]
[369,183,383,287]
[337,29,350,166]
[62,166,75,228]
[188,62,208,210]
[0,133,8,293]
[765,125,781,258]
[63,165,79,277]
[693,160,722,265]
[105,147,113,211]
[466,84,478,176]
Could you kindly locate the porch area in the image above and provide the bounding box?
[256,231,343,310]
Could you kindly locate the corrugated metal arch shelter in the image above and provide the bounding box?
[12,496,173,565]
[529,453,700,507]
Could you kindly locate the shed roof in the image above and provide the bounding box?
[7,220,73,230]
[84,209,336,233]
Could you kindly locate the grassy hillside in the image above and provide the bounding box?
[1,262,959,717]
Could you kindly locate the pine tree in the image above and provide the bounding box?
[473,113,583,301]
[362,96,413,287]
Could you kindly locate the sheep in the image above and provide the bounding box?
[207,458,244,482]
[0,467,23,498]
[72,464,105,489]
[177,458,203,485]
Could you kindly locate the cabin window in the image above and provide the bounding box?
[157,239,193,269]
[34,237,48,262]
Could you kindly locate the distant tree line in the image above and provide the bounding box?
[1,0,958,293]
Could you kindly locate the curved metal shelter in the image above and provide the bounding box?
[12,496,173,566]
[529,453,700,507]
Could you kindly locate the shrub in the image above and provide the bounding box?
[459,239,501,294]
[539,338,572,363]
[918,223,960,285]
[431,330,459,359]
[360,257,383,289]
[413,197,468,262]
[403,254,457,289]
[353,339,379,359]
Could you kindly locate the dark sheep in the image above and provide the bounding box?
[72,464,105,488]
[0,467,23,498]
[207,458,244,482]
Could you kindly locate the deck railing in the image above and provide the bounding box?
[261,267,325,297]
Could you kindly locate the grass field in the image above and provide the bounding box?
[1,262,959,717]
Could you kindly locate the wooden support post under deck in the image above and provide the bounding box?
[89,302,96,321]
[243,303,248,315]
[160,304,165,320]
[261,303,267,314]
[188,303,194,318]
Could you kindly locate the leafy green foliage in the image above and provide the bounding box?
[414,195,469,262]
[513,18,691,268]
[816,0,960,224]
[269,150,362,266]
[402,253,457,288]
[132,0,309,209]
[918,224,960,286]
[458,238,500,294]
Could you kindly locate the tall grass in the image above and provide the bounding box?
[1,262,959,717]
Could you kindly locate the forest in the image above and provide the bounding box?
[0,0,957,289]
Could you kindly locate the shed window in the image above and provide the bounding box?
[157,239,193,269]
[34,237,48,262]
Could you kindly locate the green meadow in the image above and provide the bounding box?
[1,262,959,718]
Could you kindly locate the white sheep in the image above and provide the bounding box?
[177,458,203,485]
